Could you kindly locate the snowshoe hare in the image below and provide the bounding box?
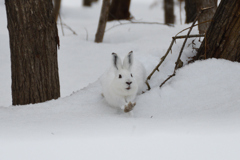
[101,51,146,113]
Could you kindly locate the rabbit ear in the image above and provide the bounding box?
[112,52,122,70]
[123,51,133,70]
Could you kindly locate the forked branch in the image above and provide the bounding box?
[145,7,213,90]
[145,34,204,90]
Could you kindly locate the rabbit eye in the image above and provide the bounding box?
[131,74,133,77]
[119,74,122,79]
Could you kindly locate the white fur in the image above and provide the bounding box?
[100,51,146,110]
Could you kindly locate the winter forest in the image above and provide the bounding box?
[0,0,240,159]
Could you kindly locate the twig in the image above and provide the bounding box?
[159,6,213,88]
[175,19,212,37]
[175,34,204,39]
[145,34,204,90]
[105,21,173,32]
[57,22,78,36]
[58,14,64,36]
[62,23,77,35]
[159,73,175,88]
[174,25,197,70]
[108,12,123,25]
[145,7,212,90]
[145,37,175,90]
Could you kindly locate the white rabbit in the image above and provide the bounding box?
[100,51,146,112]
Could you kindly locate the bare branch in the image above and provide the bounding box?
[159,73,175,88]
[175,19,212,37]
[145,38,175,90]
[145,34,204,90]
[145,7,213,90]
[175,34,205,39]
[159,7,213,88]
[105,21,173,33]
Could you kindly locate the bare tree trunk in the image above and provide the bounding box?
[185,0,197,23]
[5,0,60,105]
[83,0,92,7]
[164,0,175,24]
[95,0,110,43]
[108,0,131,21]
[53,0,61,21]
[195,0,240,61]
[196,0,217,34]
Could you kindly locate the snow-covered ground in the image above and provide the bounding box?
[1,0,240,160]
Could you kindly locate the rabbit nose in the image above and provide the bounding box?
[126,82,132,85]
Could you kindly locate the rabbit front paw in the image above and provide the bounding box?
[124,102,136,113]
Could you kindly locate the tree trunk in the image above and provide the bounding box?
[108,0,131,21]
[83,0,92,7]
[5,0,60,105]
[53,0,61,21]
[195,0,240,61]
[185,0,197,23]
[196,0,217,34]
[95,0,110,43]
[164,0,175,24]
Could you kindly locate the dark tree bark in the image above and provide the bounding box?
[108,0,131,21]
[83,0,92,7]
[195,0,240,61]
[164,0,175,24]
[5,0,60,105]
[95,0,110,43]
[53,0,61,21]
[196,0,217,34]
[185,0,197,23]
[83,0,98,7]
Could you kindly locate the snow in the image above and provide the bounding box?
[0,0,240,160]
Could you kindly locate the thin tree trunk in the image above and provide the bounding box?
[95,0,110,43]
[108,0,131,21]
[185,0,197,23]
[5,0,60,105]
[196,0,217,34]
[195,0,240,61]
[164,0,175,24]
